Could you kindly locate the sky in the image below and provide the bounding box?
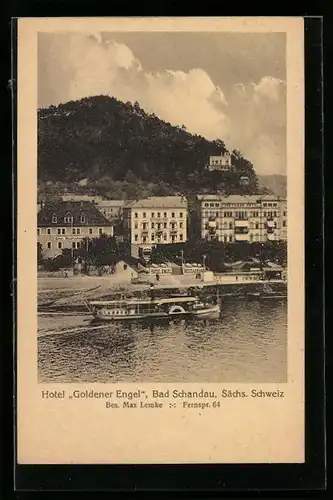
[38,31,286,176]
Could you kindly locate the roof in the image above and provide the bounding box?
[95,200,126,208]
[89,296,197,306]
[265,262,283,270]
[38,201,113,227]
[224,259,262,270]
[124,196,188,209]
[62,195,104,202]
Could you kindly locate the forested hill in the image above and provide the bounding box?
[38,95,259,199]
[258,175,287,198]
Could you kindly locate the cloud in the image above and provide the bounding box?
[39,33,286,175]
[253,76,285,102]
[226,77,286,175]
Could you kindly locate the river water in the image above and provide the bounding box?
[38,298,287,383]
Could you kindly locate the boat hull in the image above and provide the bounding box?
[92,305,220,323]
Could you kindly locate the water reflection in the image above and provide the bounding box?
[38,299,287,383]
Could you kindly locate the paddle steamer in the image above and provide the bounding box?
[88,295,220,322]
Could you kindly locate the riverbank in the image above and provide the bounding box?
[38,274,287,314]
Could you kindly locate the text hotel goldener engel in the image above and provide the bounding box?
[41,388,285,401]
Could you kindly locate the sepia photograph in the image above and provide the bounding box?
[37,30,288,384]
[17,17,304,465]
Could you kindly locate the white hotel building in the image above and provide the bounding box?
[198,194,287,243]
[123,196,188,257]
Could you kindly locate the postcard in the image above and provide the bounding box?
[17,17,304,464]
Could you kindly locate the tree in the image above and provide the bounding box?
[76,234,129,268]
[38,95,260,197]
[37,242,43,265]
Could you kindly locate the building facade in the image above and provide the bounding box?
[123,196,188,257]
[61,194,126,222]
[198,195,287,243]
[38,201,114,258]
[94,199,126,221]
[207,151,234,172]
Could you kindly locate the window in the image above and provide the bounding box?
[164,212,167,218]
[134,222,138,229]
[143,222,147,230]
[283,221,287,227]
[180,212,183,218]
[37,228,40,235]
[264,212,266,217]
[134,235,138,241]
[180,222,183,229]
[77,242,80,249]
[47,228,51,235]
[77,228,80,235]
[72,228,76,235]
[216,212,219,217]
[47,242,51,249]
[134,212,138,218]
[64,213,73,223]
[151,234,155,241]
[80,214,86,223]
[58,242,62,249]
[229,223,233,229]
[179,234,183,241]
[99,228,103,235]
[163,234,167,241]
[255,223,259,229]
[157,212,161,218]
[57,228,61,235]
[209,203,214,207]
[263,203,267,207]
[274,222,277,228]
[283,211,287,216]
[151,212,155,218]
[143,236,147,243]
[215,203,219,207]
[62,228,66,235]
[89,228,93,234]
[229,235,233,242]
[52,214,57,223]
[151,222,155,229]
[157,223,161,230]
[204,203,209,207]
[171,212,175,218]
[164,222,167,228]
[72,242,76,248]
[143,212,146,218]
[268,203,272,207]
